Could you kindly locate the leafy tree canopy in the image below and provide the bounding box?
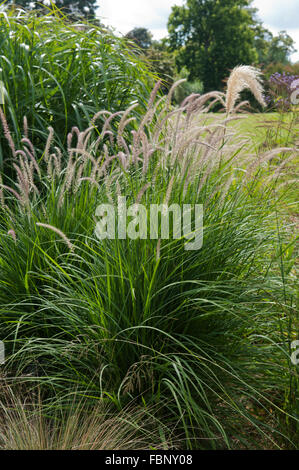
[254,26,296,66]
[125,27,153,50]
[167,0,259,91]
[143,44,176,93]
[125,29,176,94]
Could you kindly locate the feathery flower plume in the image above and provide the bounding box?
[36,223,74,252]
[225,66,266,113]
[136,183,151,204]
[117,104,138,144]
[44,127,54,161]
[156,238,161,262]
[52,148,62,176]
[163,175,175,208]
[0,184,22,201]
[247,147,294,176]
[101,112,123,138]
[78,126,94,145]
[21,137,36,159]
[22,141,41,178]
[74,163,84,194]
[23,116,28,139]
[67,127,80,152]
[7,229,17,243]
[166,79,187,108]
[0,174,4,208]
[78,177,99,188]
[90,110,112,127]
[0,107,16,157]
[13,162,30,198]
[137,82,162,139]
[148,80,162,109]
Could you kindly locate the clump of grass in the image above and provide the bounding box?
[0,76,298,449]
[0,9,156,172]
[0,383,175,450]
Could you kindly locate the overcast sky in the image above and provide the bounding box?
[97,0,299,62]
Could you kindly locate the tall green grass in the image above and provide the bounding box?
[0,82,298,449]
[0,9,155,171]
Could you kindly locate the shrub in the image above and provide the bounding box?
[142,46,176,94]
[263,62,299,80]
[173,67,203,105]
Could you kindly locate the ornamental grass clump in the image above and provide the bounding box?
[0,384,175,450]
[0,76,298,449]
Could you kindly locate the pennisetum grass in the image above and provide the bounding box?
[0,68,298,449]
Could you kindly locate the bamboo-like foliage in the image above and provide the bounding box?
[0,9,155,170]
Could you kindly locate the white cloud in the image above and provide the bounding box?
[253,0,299,30]
[253,0,299,61]
[97,0,299,62]
[97,0,183,38]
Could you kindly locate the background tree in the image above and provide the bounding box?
[125,27,153,50]
[267,31,296,65]
[253,24,274,65]
[167,0,258,91]
[144,44,176,93]
[7,0,98,19]
[125,30,176,94]
[254,26,296,66]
